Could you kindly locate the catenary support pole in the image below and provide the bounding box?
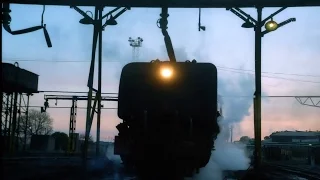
[96,6,103,156]
[16,93,22,143]
[254,6,263,170]
[4,94,10,137]
[23,94,30,151]
[10,92,18,155]
[83,6,99,166]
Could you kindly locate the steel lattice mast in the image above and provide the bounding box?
[128,37,143,61]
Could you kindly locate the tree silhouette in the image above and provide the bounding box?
[239,136,251,143]
[19,109,53,136]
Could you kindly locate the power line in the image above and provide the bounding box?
[219,69,320,84]
[5,58,320,78]
[4,58,320,84]
[4,59,118,63]
[220,95,320,98]
[28,106,117,109]
[217,65,320,78]
[38,90,117,94]
[27,95,320,99]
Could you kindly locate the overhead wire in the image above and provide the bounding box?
[28,105,117,109]
[3,59,112,63]
[37,90,117,94]
[5,58,319,78]
[4,57,319,76]
[4,58,320,84]
[219,69,320,84]
[217,65,320,78]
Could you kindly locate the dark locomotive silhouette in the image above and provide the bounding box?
[114,60,221,178]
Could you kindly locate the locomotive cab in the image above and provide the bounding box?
[115,60,219,177]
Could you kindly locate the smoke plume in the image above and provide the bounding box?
[106,46,263,179]
[193,116,251,180]
[192,73,258,180]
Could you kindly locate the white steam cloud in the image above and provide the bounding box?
[192,116,251,180]
[101,116,251,180]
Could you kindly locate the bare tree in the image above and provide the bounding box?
[19,109,53,136]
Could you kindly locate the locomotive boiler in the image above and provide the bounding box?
[114,60,220,179]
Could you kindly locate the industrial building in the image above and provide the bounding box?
[269,131,320,143]
[261,131,320,165]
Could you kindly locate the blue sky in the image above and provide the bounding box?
[3,5,320,141]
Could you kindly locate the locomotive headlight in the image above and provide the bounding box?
[160,67,173,79]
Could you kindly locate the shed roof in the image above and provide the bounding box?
[270,131,320,137]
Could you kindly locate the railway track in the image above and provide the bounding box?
[265,162,320,180]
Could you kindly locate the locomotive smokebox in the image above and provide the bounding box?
[118,61,218,119]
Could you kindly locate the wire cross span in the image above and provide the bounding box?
[295,97,320,108]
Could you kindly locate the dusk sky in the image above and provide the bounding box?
[3,4,320,141]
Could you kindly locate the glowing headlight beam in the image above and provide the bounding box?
[160,67,173,79]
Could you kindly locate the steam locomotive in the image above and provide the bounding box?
[114,60,221,179]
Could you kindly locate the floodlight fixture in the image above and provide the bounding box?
[79,17,93,24]
[105,15,118,25]
[262,18,296,37]
[241,20,255,28]
[264,18,278,31]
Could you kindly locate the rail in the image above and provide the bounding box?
[265,162,320,180]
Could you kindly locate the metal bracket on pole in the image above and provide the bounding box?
[261,7,287,25]
[234,8,257,24]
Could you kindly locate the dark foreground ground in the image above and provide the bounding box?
[2,157,320,180]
